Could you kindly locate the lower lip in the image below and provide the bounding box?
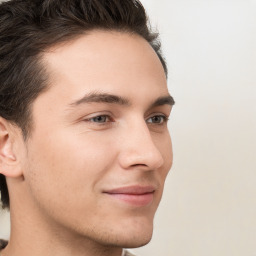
[105,192,154,207]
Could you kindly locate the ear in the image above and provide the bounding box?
[0,117,23,178]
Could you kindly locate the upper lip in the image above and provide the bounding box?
[103,185,156,195]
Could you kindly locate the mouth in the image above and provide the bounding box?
[103,185,156,207]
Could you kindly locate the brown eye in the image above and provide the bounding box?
[146,115,168,124]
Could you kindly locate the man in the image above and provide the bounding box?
[0,0,175,255]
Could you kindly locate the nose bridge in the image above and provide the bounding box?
[118,119,164,170]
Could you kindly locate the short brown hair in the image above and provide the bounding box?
[0,0,167,209]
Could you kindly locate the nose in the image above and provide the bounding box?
[118,121,164,171]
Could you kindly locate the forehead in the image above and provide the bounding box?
[39,30,168,107]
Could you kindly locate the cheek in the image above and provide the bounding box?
[154,131,173,178]
[154,133,172,207]
[164,137,173,171]
[25,129,117,208]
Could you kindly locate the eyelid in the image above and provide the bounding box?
[80,111,170,128]
[81,114,115,131]
[83,114,114,123]
[83,113,169,120]
[146,112,170,120]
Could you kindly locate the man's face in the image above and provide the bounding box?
[22,31,173,248]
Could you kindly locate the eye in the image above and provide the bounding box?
[146,115,168,124]
[86,115,112,123]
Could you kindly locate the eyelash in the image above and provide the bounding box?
[83,114,169,125]
[85,115,113,124]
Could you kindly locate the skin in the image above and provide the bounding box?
[0,30,174,256]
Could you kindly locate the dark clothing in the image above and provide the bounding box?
[0,239,8,250]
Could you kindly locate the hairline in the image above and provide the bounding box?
[23,28,168,140]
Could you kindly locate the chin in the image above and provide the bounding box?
[122,234,153,248]
[102,232,153,249]
[104,221,154,248]
[72,208,156,248]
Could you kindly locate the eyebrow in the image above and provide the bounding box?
[70,92,130,106]
[151,95,175,108]
[69,91,175,108]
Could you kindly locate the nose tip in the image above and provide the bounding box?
[118,130,164,171]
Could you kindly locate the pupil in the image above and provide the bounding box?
[95,116,105,122]
[153,116,161,123]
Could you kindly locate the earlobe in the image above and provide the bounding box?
[0,118,22,177]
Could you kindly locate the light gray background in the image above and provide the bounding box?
[1,0,256,256]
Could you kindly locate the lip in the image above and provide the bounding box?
[103,185,156,207]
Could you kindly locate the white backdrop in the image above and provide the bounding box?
[132,0,256,255]
[1,0,256,256]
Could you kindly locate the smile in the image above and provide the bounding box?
[103,185,156,207]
